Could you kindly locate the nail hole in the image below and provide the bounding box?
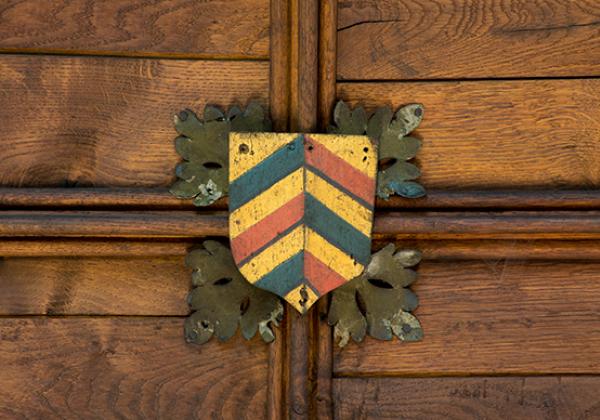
[239,144,249,154]
[363,147,369,152]
[299,286,309,307]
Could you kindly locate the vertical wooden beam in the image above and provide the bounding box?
[318,0,337,131]
[268,2,290,419]
[289,1,320,419]
[270,0,291,133]
[269,0,336,418]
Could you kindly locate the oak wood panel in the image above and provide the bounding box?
[335,260,600,375]
[338,80,600,189]
[0,256,189,315]
[0,0,269,58]
[333,377,600,420]
[337,0,600,80]
[0,55,269,187]
[0,317,269,419]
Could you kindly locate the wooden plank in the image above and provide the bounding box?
[3,211,600,239]
[0,0,269,58]
[337,0,600,80]
[4,239,600,260]
[5,187,600,210]
[335,261,600,375]
[0,256,189,315]
[338,80,600,189]
[333,377,600,419]
[0,317,268,419]
[0,55,269,187]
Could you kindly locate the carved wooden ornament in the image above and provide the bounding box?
[229,133,377,313]
[171,101,426,345]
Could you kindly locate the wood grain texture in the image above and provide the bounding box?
[337,0,600,80]
[0,256,189,315]
[4,210,600,239]
[0,317,268,419]
[0,55,269,187]
[5,188,600,210]
[0,0,269,58]
[338,80,600,189]
[333,377,600,420]
[335,260,600,375]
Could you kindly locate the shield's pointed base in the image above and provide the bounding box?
[284,284,319,314]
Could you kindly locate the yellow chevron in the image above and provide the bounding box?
[239,225,304,283]
[305,170,373,237]
[230,132,299,182]
[230,167,304,238]
[305,228,365,280]
[284,284,318,314]
[309,134,377,177]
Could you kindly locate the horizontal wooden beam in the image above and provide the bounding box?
[0,210,600,239]
[3,188,600,210]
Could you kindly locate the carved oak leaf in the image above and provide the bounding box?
[184,241,283,344]
[328,244,423,347]
[170,102,272,206]
[328,100,426,199]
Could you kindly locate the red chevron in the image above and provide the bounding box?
[231,193,304,263]
[304,251,348,295]
[305,135,376,204]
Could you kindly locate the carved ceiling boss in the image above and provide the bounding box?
[169,101,425,347]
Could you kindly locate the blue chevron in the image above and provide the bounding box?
[304,194,372,266]
[229,135,304,211]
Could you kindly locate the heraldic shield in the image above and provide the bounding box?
[229,133,378,313]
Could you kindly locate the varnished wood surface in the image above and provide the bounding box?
[0,55,268,187]
[337,0,600,80]
[335,260,600,375]
[0,317,269,419]
[338,80,600,190]
[5,188,600,210]
[0,0,269,58]
[4,210,600,239]
[4,257,600,376]
[0,256,189,315]
[334,377,600,419]
[5,239,600,261]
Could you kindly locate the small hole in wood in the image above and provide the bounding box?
[239,144,249,154]
[363,147,369,152]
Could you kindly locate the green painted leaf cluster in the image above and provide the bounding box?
[328,101,426,199]
[328,244,423,347]
[170,102,272,206]
[184,241,283,344]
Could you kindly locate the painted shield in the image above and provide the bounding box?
[228,133,377,313]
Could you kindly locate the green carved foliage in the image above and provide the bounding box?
[170,102,272,206]
[185,241,283,344]
[328,101,426,199]
[328,244,423,347]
